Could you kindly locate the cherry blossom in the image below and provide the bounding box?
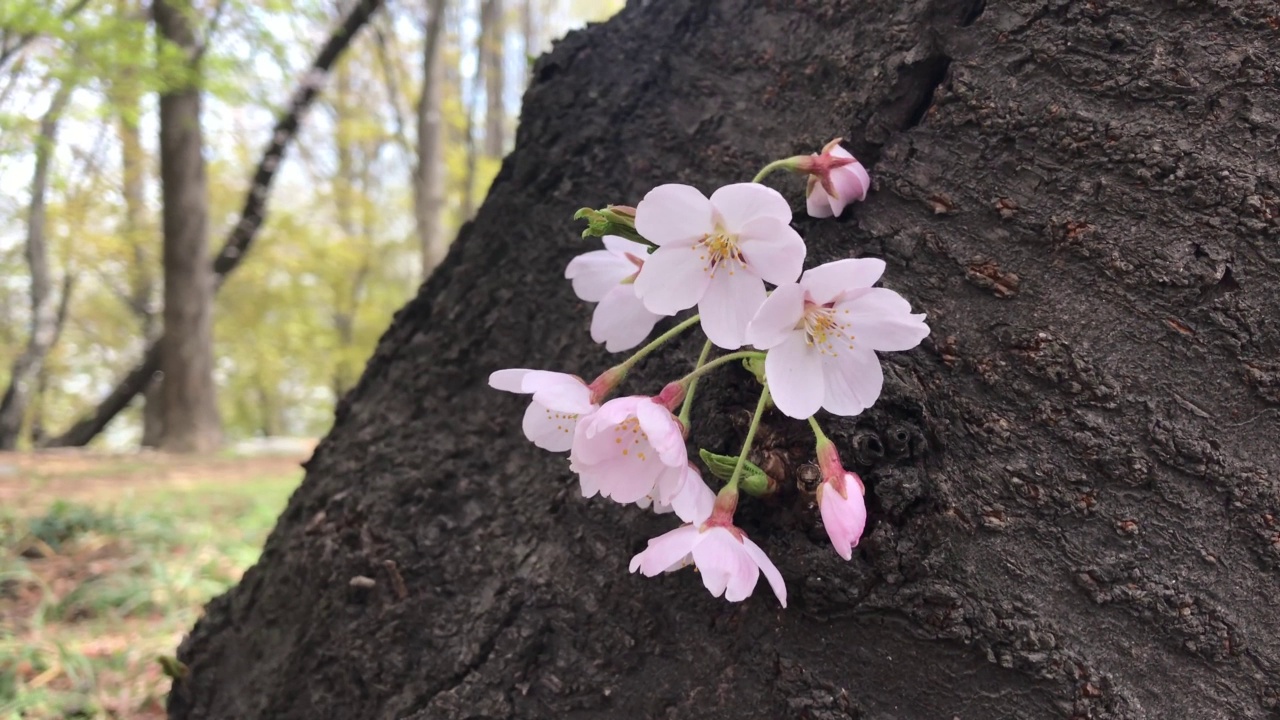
[564,235,663,352]
[801,139,871,218]
[641,463,716,524]
[746,257,930,419]
[570,392,688,505]
[629,509,787,607]
[488,369,608,451]
[632,183,805,350]
[816,440,867,560]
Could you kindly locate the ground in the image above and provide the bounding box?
[0,451,305,719]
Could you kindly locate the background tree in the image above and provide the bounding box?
[166,1,1280,718]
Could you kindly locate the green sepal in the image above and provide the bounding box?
[698,448,774,496]
[574,206,652,246]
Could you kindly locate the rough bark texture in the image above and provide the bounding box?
[170,1,1280,718]
[155,0,223,453]
[40,0,383,448]
[0,80,73,450]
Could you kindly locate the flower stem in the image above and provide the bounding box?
[752,156,803,183]
[727,385,772,491]
[612,314,701,376]
[807,415,831,447]
[677,340,713,426]
[677,350,765,387]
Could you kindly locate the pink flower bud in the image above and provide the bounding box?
[801,138,871,219]
[815,439,867,560]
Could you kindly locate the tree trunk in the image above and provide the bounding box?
[415,0,449,278]
[172,1,1280,718]
[0,80,73,450]
[154,0,222,454]
[480,0,505,159]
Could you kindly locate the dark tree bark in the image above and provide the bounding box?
[169,1,1280,719]
[40,0,384,448]
[0,80,74,450]
[154,0,223,453]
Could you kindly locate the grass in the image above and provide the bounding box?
[0,457,302,719]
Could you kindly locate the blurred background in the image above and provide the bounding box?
[0,1,619,716]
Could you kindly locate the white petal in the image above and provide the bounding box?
[746,283,805,350]
[670,465,716,524]
[632,242,712,315]
[630,525,701,576]
[737,217,806,286]
[800,258,886,305]
[601,234,651,259]
[691,529,742,599]
[765,333,823,420]
[634,184,714,247]
[698,270,767,350]
[564,249,633,302]
[527,375,594,414]
[838,288,930,351]
[489,368,533,393]
[806,183,834,219]
[820,348,884,416]
[652,463,687,505]
[635,399,686,467]
[591,286,663,352]
[830,163,871,206]
[521,401,577,451]
[709,183,791,230]
[742,537,788,608]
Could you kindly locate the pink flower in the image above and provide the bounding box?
[629,517,787,607]
[816,440,867,560]
[640,463,716,523]
[569,392,688,505]
[632,183,805,350]
[489,369,601,451]
[802,139,871,218]
[564,235,663,352]
[746,258,930,419]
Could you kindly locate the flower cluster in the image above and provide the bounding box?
[492,140,928,607]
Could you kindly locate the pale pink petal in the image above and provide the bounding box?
[698,269,767,350]
[521,401,577,451]
[634,184,715,247]
[488,368,533,393]
[630,525,701,576]
[709,183,791,231]
[837,288,931,352]
[742,537,788,607]
[746,283,805,350]
[580,453,664,504]
[807,182,834,219]
[635,400,686,467]
[592,286,662,352]
[565,249,633,302]
[819,484,866,560]
[633,242,712,315]
[652,463,687,505]
[765,333,824,420]
[602,234,651,259]
[820,347,884,416]
[723,545,762,602]
[829,149,871,207]
[737,217,806,286]
[582,396,641,438]
[799,258,886,305]
[669,465,715,524]
[528,375,594,414]
[690,529,741,599]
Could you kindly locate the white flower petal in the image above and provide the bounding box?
[806,182,834,219]
[799,258,886,305]
[634,184,715,247]
[630,525,701,576]
[521,401,577,451]
[709,183,791,230]
[742,537,788,607]
[488,368,533,393]
[838,288,930,352]
[591,286,662,352]
[564,248,633,302]
[737,217,806,286]
[691,529,740,598]
[765,333,824,420]
[635,399,686,467]
[601,234,651,259]
[633,242,712,315]
[698,269,767,350]
[746,283,805,350]
[527,375,594,414]
[670,465,716,524]
[820,348,884,416]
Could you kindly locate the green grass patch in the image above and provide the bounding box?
[0,466,301,720]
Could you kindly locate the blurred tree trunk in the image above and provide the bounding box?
[154,0,223,453]
[480,0,505,159]
[168,2,1280,719]
[520,0,537,80]
[0,80,73,450]
[415,0,448,278]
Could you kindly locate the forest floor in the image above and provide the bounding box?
[0,450,307,719]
